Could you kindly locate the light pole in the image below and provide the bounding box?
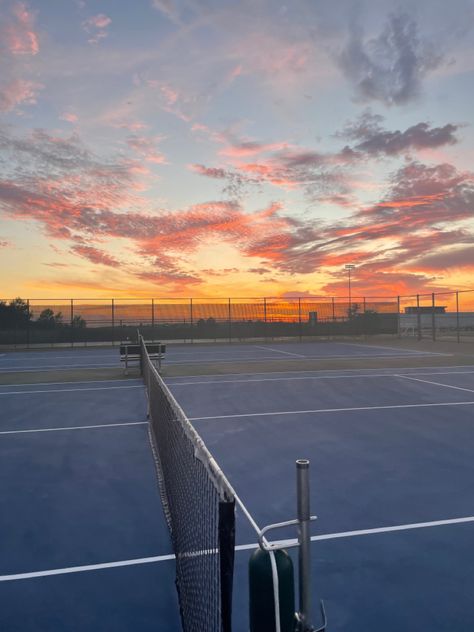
[345,264,355,318]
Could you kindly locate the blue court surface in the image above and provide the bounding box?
[0,340,444,373]
[1,341,474,631]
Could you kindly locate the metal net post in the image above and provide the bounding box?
[297,459,311,628]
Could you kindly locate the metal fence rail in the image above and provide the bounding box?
[1,290,473,347]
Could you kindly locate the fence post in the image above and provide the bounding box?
[228,298,232,343]
[70,298,74,347]
[456,291,460,343]
[298,297,302,342]
[111,298,115,346]
[151,299,155,340]
[190,298,194,343]
[416,294,422,340]
[432,293,436,341]
[26,299,30,348]
[263,297,267,342]
[397,296,401,338]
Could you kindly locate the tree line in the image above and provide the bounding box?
[0,298,86,328]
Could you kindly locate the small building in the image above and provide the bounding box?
[405,306,447,314]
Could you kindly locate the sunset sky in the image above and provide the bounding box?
[0,0,473,299]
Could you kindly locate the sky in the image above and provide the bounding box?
[0,0,473,299]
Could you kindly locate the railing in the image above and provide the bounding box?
[0,290,473,347]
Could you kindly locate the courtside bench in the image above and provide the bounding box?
[120,342,166,375]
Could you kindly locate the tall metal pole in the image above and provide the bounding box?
[297,459,311,629]
[345,264,355,319]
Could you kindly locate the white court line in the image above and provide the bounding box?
[0,362,117,372]
[0,385,144,396]
[341,342,445,355]
[166,364,474,382]
[0,554,175,581]
[190,400,474,421]
[397,374,474,394]
[236,515,474,551]
[253,345,305,358]
[165,353,441,367]
[0,421,148,436]
[0,354,115,361]
[0,378,141,389]
[2,515,473,581]
[168,369,474,388]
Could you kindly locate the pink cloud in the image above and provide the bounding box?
[0,79,42,112]
[2,125,473,294]
[2,2,39,55]
[160,85,179,106]
[60,112,78,124]
[82,13,111,44]
[71,245,120,267]
[126,135,166,164]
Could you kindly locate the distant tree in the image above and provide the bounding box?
[37,308,63,327]
[348,303,360,319]
[72,314,87,328]
[0,298,32,328]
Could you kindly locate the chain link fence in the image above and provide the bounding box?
[398,290,474,342]
[0,295,400,347]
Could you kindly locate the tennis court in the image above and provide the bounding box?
[1,339,474,631]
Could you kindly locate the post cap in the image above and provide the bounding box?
[296,459,309,468]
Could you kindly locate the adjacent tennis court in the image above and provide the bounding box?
[1,339,474,631]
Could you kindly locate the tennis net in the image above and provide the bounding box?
[140,336,236,632]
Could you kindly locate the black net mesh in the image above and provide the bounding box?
[141,337,235,632]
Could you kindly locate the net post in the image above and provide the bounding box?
[456,291,460,343]
[296,459,311,629]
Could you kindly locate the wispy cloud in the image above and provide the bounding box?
[71,245,120,267]
[82,14,112,44]
[0,78,42,112]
